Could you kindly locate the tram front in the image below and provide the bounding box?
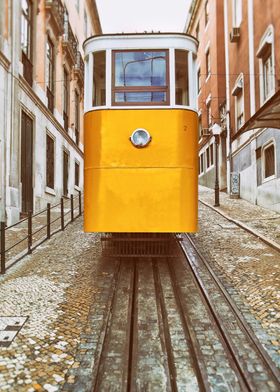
[83,33,198,233]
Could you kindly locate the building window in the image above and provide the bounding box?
[46,134,55,189]
[206,49,210,77]
[206,147,210,168]
[199,154,204,174]
[46,37,55,113]
[197,68,201,94]
[75,161,80,187]
[232,0,242,27]
[235,91,244,129]
[262,47,274,102]
[232,75,244,130]
[63,150,69,196]
[198,115,202,139]
[21,0,33,85]
[257,26,275,104]
[21,0,32,58]
[63,67,69,131]
[205,0,209,26]
[263,143,275,179]
[207,102,212,127]
[210,143,214,166]
[75,90,80,144]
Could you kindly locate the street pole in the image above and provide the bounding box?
[214,135,220,207]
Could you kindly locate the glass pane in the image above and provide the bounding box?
[114,51,167,87]
[115,92,166,104]
[175,50,189,106]
[93,51,106,106]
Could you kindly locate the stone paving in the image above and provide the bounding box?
[0,188,279,390]
[0,217,100,391]
[192,186,280,367]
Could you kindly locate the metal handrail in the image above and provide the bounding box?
[0,191,83,274]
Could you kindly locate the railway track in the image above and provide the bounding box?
[86,237,280,391]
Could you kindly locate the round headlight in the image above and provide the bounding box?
[130,129,151,148]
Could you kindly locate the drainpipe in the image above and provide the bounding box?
[223,0,232,193]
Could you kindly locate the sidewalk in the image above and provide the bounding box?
[192,186,280,368]
[199,185,280,248]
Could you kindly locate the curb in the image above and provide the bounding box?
[199,198,280,254]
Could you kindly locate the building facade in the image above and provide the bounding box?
[186,0,280,213]
[186,0,227,192]
[0,0,101,224]
[227,0,280,211]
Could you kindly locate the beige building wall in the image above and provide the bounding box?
[0,0,101,225]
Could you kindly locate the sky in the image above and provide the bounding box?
[95,0,192,34]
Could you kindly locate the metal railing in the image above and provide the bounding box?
[0,191,83,275]
[63,21,78,61]
[74,51,84,81]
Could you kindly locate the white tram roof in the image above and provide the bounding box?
[83,33,198,56]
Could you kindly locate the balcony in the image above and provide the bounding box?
[45,0,64,35]
[74,51,84,83]
[63,21,77,63]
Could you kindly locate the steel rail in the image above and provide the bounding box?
[178,234,280,390]
[152,260,179,392]
[166,258,212,392]
[91,260,122,392]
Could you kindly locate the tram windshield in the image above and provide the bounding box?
[112,50,169,105]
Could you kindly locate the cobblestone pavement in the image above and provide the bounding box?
[199,185,280,246]
[192,186,280,368]
[0,189,279,391]
[0,217,101,391]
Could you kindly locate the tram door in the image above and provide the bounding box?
[21,111,33,214]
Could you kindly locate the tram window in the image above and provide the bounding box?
[93,51,106,107]
[112,50,169,105]
[175,50,189,106]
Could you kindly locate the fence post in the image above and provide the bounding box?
[28,211,32,254]
[78,190,82,216]
[61,198,64,230]
[71,194,74,222]
[47,203,51,239]
[0,222,5,275]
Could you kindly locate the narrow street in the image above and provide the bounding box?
[0,187,279,391]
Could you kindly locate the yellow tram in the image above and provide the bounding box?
[83,33,198,233]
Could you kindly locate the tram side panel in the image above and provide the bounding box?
[84,109,198,233]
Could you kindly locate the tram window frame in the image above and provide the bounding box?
[93,51,106,107]
[175,49,189,106]
[112,49,170,106]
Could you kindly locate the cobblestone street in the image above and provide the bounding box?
[0,188,279,391]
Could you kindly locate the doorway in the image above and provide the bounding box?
[21,111,33,214]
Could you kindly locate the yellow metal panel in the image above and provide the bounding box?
[84,109,198,169]
[84,109,198,233]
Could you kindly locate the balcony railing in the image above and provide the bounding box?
[47,87,54,113]
[45,0,64,34]
[74,51,84,82]
[22,51,33,86]
[63,21,77,63]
